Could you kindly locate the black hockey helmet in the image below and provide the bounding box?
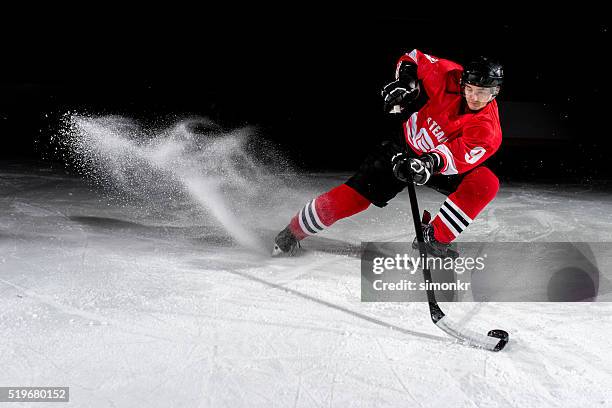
[461,56,504,88]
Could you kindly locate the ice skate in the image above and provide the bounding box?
[412,210,459,258]
[272,226,300,256]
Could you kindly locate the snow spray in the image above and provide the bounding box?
[59,115,291,254]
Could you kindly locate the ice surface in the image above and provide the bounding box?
[2,160,612,407]
[2,116,612,407]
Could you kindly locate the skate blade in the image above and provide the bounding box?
[271,244,299,257]
[271,244,287,257]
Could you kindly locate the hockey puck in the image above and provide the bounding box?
[488,329,509,352]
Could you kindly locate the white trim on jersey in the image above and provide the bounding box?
[408,49,418,62]
[423,53,439,63]
[431,148,449,173]
[415,128,436,151]
[433,144,458,175]
[405,112,421,152]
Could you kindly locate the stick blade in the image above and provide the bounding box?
[435,316,509,352]
[488,329,510,351]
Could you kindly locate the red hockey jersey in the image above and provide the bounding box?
[396,49,502,175]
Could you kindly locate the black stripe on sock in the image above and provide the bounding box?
[307,201,324,231]
[300,208,317,234]
[443,201,469,228]
[439,207,463,234]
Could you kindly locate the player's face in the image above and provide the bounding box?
[463,84,498,110]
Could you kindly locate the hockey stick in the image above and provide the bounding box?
[406,180,509,351]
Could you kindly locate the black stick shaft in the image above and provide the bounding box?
[407,181,425,244]
[406,181,443,318]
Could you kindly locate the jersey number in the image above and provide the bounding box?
[465,147,486,164]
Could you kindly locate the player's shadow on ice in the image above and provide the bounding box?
[68,216,233,246]
[260,228,363,258]
[298,236,363,258]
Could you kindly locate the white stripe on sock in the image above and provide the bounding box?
[439,206,465,233]
[304,201,323,233]
[434,214,460,238]
[298,208,317,236]
[445,198,473,223]
[310,199,327,228]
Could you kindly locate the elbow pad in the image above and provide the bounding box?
[397,62,418,89]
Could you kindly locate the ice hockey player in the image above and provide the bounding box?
[272,49,504,258]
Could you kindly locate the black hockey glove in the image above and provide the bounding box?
[391,152,442,185]
[381,62,420,113]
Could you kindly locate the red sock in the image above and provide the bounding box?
[289,184,371,240]
[431,167,499,243]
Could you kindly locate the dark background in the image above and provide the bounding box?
[1,16,610,182]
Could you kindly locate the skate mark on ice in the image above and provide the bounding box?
[0,278,183,343]
[514,333,612,403]
[293,374,302,408]
[522,210,556,242]
[374,338,423,407]
[224,269,448,344]
[454,303,486,328]
[485,344,566,406]
[328,359,339,408]
[271,257,344,287]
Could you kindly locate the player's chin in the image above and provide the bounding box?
[467,101,486,111]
